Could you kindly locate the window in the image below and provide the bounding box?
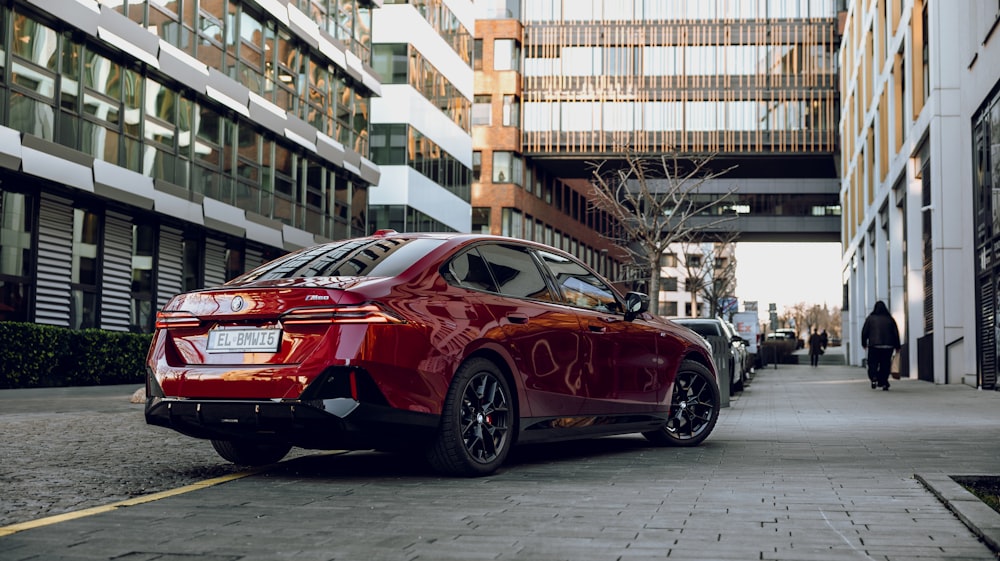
[71,208,101,329]
[502,95,519,127]
[501,208,523,238]
[662,277,678,291]
[130,222,156,333]
[182,235,202,292]
[476,244,552,300]
[473,38,483,70]
[537,250,620,313]
[493,151,512,183]
[239,237,447,281]
[0,190,34,323]
[444,248,497,292]
[493,39,520,71]
[10,13,58,141]
[686,254,702,268]
[472,95,492,126]
[370,123,406,165]
[472,151,482,182]
[472,207,490,234]
[225,241,244,281]
[372,43,408,84]
[921,1,929,102]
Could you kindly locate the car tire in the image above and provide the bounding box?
[642,359,720,447]
[426,357,513,477]
[210,439,292,466]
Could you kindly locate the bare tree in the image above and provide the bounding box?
[779,302,842,339]
[588,149,738,315]
[680,231,740,319]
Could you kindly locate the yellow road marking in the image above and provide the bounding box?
[0,450,349,537]
[0,469,261,537]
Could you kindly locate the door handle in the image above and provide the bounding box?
[506,313,529,324]
[588,324,607,333]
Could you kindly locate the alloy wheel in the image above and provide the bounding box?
[460,371,511,464]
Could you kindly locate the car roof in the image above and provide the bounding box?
[359,231,589,256]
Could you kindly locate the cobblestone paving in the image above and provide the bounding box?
[0,385,306,527]
[3,361,1000,561]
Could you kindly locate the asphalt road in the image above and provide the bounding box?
[2,353,1000,560]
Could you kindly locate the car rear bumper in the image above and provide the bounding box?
[144,396,439,450]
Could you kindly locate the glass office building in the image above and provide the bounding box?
[368,0,475,233]
[0,0,382,332]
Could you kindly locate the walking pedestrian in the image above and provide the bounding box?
[860,300,901,390]
[808,328,824,367]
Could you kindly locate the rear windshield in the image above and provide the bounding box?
[232,238,445,282]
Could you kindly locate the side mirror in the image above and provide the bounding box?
[624,291,649,321]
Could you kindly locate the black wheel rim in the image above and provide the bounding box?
[667,370,716,441]
[460,371,510,464]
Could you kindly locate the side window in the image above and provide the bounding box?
[536,250,620,313]
[475,244,553,301]
[443,248,498,292]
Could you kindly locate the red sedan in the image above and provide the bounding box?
[145,231,720,476]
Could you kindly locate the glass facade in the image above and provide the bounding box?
[372,43,471,132]
[368,1,474,234]
[973,88,1000,388]
[0,0,379,333]
[369,124,472,202]
[382,0,472,64]
[521,0,839,156]
[524,0,835,21]
[368,204,453,232]
[3,6,371,240]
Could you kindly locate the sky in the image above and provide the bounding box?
[734,242,843,317]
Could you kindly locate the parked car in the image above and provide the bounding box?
[762,331,798,363]
[669,317,748,394]
[145,231,721,476]
[774,328,804,349]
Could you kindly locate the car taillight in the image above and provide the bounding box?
[155,311,201,329]
[280,303,406,325]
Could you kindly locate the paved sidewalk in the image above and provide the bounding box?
[2,352,1000,560]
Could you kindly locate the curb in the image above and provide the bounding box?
[916,473,1000,554]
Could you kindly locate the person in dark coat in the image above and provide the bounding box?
[808,328,824,367]
[860,300,901,390]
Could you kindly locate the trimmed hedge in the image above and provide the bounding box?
[0,322,153,389]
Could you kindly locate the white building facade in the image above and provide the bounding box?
[368,0,475,232]
[840,0,1000,388]
[657,242,736,319]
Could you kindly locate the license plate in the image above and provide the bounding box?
[207,328,282,353]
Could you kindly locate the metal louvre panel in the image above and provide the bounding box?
[157,226,184,311]
[100,212,133,331]
[981,278,997,389]
[35,195,73,327]
[204,238,227,288]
